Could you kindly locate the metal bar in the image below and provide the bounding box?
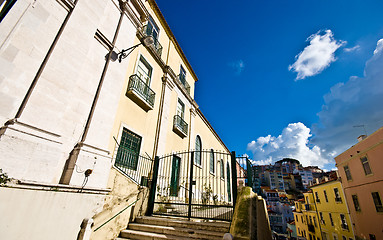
[146,156,160,216]
[188,151,194,220]
[231,151,238,208]
[93,198,139,232]
[246,157,253,187]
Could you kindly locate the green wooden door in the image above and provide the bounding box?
[170,155,181,196]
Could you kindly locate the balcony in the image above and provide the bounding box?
[308,224,315,233]
[126,74,155,111]
[142,25,163,57]
[173,115,188,138]
[304,204,313,211]
[177,74,190,95]
[335,197,342,203]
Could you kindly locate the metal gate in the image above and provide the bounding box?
[147,150,238,221]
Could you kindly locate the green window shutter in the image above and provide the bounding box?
[115,128,141,170]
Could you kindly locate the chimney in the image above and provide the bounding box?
[357,135,367,142]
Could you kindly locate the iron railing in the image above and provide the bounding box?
[308,224,315,233]
[177,74,191,95]
[142,25,163,57]
[173,115,188,137]
[150,150,236,221]
[127,74,155,108]
[114,142,153,187]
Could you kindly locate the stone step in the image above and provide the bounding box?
[127,223,224,240]
[135,216,230,233]
[119,229,195,240]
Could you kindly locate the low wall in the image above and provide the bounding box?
[230,187,271,240]
[0,185,106,240]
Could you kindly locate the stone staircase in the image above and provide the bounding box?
[116,216,230,240]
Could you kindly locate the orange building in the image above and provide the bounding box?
[335,127,383,240]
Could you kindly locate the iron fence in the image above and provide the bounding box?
[149,150,236,221]
[113,140,153,187]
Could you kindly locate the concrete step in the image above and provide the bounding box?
[135,216,230,233]
[127,223,224,240]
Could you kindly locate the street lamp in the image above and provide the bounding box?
[111,36,154,63]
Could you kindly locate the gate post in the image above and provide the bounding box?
[146,156,160,216]
[246,156,253,188]
[231,151,238,208]
[187,151,194,220]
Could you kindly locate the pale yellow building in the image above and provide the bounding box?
[310,179,355,240]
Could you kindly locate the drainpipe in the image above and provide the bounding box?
[59,1,125,184]
[0,0,80,136]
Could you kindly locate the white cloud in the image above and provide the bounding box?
[344,45,360,52]
[311,38,383,158]
[247,122,329,167]
[229,60,245,75]
[289,30,345,80]
[373,39,383,55]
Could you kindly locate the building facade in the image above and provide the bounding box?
[335,127,383,240]
[0,0,234,239]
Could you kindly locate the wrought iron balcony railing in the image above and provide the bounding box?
[177,74,190,95]
[142,25,163,57]
[308,224,315,233]
[173,115,188,137]
[127,74,155,110]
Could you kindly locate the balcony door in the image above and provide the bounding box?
[137,56,152,86]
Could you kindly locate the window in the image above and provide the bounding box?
[342,237,347,240]
[0,0,16,22]
[296,215,298,222]
[209,149,215,174]
[360,156,372,175]
[315,192,320,203]
[371,192,383,212]
[313,216,317,227]
[115,128,142,170]
[352,194,361,212]
[334,188,342,202]
[322,232,328,240]
[344,165,352,181]
[176,99,185,119]
[136,56,152,86]
[324,190,329,202]
[320,212,325,225]
[369,234,376,240]
[179,65,186,85]
[227,162,232,202]
[306,196,309,204]
[340,214,348,230]
[220,160,224,179]
[146,16,159,42]
[329,213,334,226]
[194,136,202,165]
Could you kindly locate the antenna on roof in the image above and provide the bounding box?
[353,124,367,136]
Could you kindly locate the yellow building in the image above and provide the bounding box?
[310,179,355,240]
[294,192,322,240]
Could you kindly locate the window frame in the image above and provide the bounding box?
[371,192,383,212]
[209,149,215,174]
[360,156,372,175]
[115,127,142,171]
[343,165,352,181]
[194,135,202,166]
[352,194,361,212]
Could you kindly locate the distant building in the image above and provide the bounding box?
[310,178,355,240]
[265,170,285,190]
[335,126,383,240]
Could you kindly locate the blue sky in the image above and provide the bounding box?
[156,0,383,170]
